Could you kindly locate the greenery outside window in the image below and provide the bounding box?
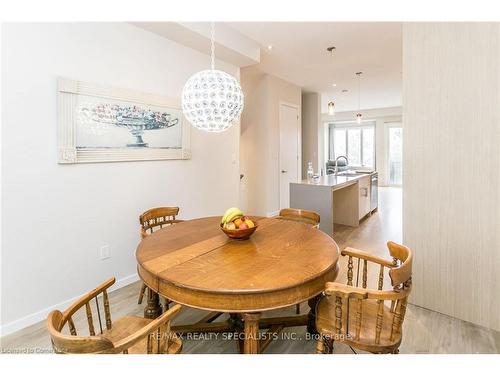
[328,121,376,168]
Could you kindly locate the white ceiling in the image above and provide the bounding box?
[132,22,261,68]
[227,22,402,112]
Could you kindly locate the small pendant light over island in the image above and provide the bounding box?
[356,71,363,124]
[327,46,336,116]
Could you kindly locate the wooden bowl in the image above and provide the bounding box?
[220,222,258,240]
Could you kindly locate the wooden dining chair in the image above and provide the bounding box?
[47,277,183,354]
[277,208,320,229]
[277,208,320,314]
[315,241,412,354]
[138,207,184,305]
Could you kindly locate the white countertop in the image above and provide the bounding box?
[291,172,375,190]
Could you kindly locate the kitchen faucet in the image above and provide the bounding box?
[334,155,348,176]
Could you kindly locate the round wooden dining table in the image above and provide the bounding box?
[136,216,339,354]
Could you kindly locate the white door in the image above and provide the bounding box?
[279,103,299,210]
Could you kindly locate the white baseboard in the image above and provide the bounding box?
[0,273,140,338]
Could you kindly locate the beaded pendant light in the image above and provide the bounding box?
[181,22,244,133]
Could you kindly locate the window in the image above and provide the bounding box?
[329,121,376,168]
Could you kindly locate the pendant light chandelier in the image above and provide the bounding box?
[356,71,363,124]
[182,22,244,132]
[327,46,336,116]
[327,101,335,116]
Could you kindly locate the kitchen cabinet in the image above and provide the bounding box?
[290,172,376,237]
[358,175,371,220]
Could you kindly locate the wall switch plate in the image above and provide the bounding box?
[100,245,110,260]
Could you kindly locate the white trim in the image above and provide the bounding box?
[0,273,140,337]
[266,210,280,217]
[329,119,377,126]
[322,106,402,122]
[57,77,191,164]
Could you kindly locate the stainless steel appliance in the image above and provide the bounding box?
[370,172,378,212]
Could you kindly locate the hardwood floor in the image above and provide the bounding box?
[1,187,499,354]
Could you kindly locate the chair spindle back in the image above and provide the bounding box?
[322,241,413,351]
[48,278,116,353]
[139,207,182,238]
[277,208,320,228]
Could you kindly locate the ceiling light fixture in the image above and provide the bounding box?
[355,71,363,124]
[327,46,336,116]
[328,101,335,116]
[267,45,273,50]
[182,22,244,133]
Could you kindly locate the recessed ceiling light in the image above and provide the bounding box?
[332,83,337,87]
[267,45,273,50]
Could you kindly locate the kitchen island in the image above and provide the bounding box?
[290,172,376,237]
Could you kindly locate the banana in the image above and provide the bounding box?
[225,211,243,224]
[221,207,235,224]
[221,207,237,224]
[223,208,243,224]
[221,207,244,224]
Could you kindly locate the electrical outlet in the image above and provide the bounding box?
[100,245,110,260]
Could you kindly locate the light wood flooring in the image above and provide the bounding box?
[1,188,499,354]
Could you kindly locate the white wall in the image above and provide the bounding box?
[240,66,301,217]
[403,23,500,331]
[1,23,241,335]
[239,67,268,216]
[322,106,402,185]
[265,75,302,216]
[301,92,321,178]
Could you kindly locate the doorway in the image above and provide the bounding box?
[279,102,300,210]
[387,124,403,186]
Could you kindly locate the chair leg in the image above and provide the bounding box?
[316,335,325,354]
[324,337,333,354]
[295,303,300,315]
[163,297,171,312]
[316,334,333,354]
[138,283,147,304]
[329,339,335,354]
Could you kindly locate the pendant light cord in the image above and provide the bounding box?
[357,72,361,111]
[331,49,334,84]
[210,22,215,70]
[327,46,336,108]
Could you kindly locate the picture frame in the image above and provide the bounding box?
[57,78,191,164]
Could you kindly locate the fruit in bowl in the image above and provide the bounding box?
[220,207,257,240]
